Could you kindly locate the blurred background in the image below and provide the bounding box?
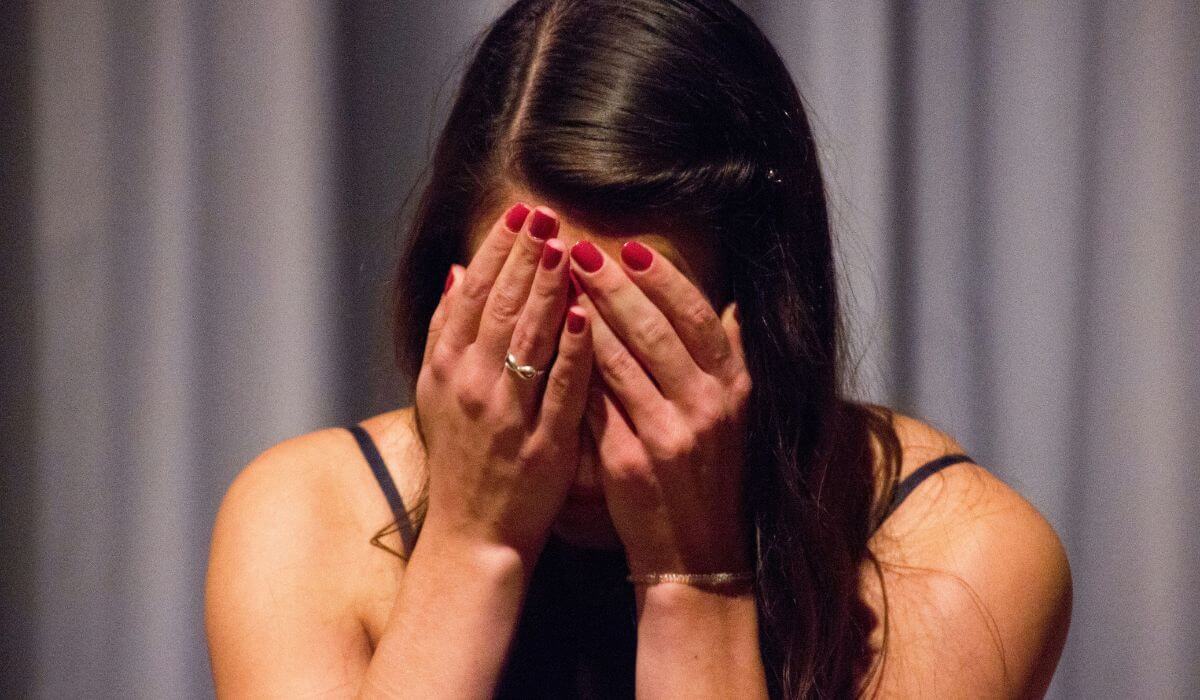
[2,1,1196,697]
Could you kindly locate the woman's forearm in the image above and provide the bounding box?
[634,584,769,699]
[357,522,531,699]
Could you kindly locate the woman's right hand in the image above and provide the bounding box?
[413,202,593,565]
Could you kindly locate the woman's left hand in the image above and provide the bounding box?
[568,239,754,577]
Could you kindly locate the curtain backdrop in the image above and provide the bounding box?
[4,1,1196,697]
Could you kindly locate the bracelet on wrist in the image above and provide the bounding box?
[625,570,756,587]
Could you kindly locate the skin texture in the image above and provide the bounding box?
[204,195,1072,698]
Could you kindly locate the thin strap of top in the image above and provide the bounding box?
[348,423,973,547]
[347,424,417,555]
[878,453,976,525]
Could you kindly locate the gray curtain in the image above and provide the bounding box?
[3,1,1195,697]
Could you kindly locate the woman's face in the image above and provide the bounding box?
[465,195,722,550]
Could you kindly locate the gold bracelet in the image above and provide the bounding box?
[625,571,756,586]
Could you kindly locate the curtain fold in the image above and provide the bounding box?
[29,1,335,694]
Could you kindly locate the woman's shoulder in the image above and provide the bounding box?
[210,408,425,581]
[872,409,1064,567]
[862,410,1072,695]
[224,406,424,534]
[875,409,1048,542]
[208,408,426,639]
[206,412,427,685]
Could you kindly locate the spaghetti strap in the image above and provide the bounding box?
[878,453,976,526]
[346,424,417,555]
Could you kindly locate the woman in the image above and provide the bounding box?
[205,0,1072,697]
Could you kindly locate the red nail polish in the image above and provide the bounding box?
[505,203,531,232]
[541,239,564,269]
[620,240,653,271]
[568,268,582,301]
[443,268,454,294]
[570,240,603,273]
[528,208,559,240]
[567,307,586,334]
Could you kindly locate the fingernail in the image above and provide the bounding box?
[443,268,454,294]
[541,239,564,269]
[505,203,531,232]
[568,268,582,301]
[567,307,586,334]
[528,208,559,240]
[570,240,603,273]
[620,240,653,271]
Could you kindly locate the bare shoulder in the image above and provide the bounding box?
[204,409,424,694]
[872,411,1026,548]
[208,407,426,578]
[861,411,1073,698]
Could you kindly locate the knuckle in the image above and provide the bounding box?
[680,303,731,365]
[507,322,543,358]
[517,435,550,465]
[731,371,753,403]
[488,404,524,436]
[607,458,653,486]
[454,379,489,418]
[630,315,671,350]
[486,285,525,325]
[681,378,722,422]
[648,425,696,461]
[681,298,719,331]
[426,344,455,383]
[460,275,491,306]
[543,365,575,404]
[426,310,447,336]
[691,400,724,434]
[597,345,639,381]
[531,269,562,301]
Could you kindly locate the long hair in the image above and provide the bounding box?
[380,0,905,696]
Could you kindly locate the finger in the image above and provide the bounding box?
[568,240,701,400]
[617,240,735,378]
[576,288,668,432]
[439,202,532,351]
[423,263,465,367]
[535,304,594,441]
[474,206,560,358]
[719,301,746,368]
[503,237,570,412]
[583,375,641,465]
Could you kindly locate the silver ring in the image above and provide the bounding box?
[504,352,546,380]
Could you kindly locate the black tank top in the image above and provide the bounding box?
[346,423,975,697]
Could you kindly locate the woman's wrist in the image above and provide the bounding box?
[413,513,541,585]
[633,580,767,698]
[635,578,757,612]
[363,514,533,698]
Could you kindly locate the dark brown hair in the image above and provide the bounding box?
[377,0,905,696]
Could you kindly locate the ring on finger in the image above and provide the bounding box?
[504,351,547,381]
